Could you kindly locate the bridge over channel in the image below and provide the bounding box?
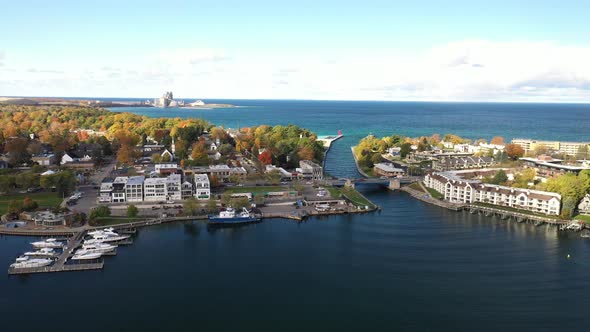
[326,176,422,190]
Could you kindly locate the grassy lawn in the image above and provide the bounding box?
[408,182,425,192]
[326,186,343,198]
[341,187,376,208]
[223,186,290,196]
[426,188,444,199]
[94,217,144,226]
[0,192,62,215]
[574,215,590,223]
[471,202,552,218]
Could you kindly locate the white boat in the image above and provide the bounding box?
[31,238,64,249]
[581,233,590,238]
[87,228,116,237]
[71,252,102,260]
[81,242,117,253]
[23,248,58,257]
[10,256,53,269]
[86,232,130,243]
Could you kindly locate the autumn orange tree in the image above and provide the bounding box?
[258,150,273,165]
[505,143,525,160]
[490,136,505,145]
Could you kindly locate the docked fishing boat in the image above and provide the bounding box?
[71,251,102,260]
[208,207,260,226]
[10,256,53,269]
[31,238,64,249]
[23,248,58,257]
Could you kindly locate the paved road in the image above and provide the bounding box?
[67,159,117,214]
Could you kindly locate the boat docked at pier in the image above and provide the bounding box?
[85,231,130,244]
[10,256,53,269]
[87,228,116,237]
[81,242,117,253]
[24,248,58,257]
[31,238,64,249]
[71,251,102,260]
[208,207,260,226]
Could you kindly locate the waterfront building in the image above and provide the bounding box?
[99,177,114,203]
[511,138,590,156]
[143,177,167,202]
[374,163,405,177]
[166,174,182,201]
[520,156,590,181]
[181,181,194,199]
[299,160,323,180]
[125,176,145,202]
[194,174,210,200]
[112,177,128,203]
[32,211,66,227]
[424,170,561,215]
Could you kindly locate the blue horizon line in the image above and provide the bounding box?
[1,95,590,105]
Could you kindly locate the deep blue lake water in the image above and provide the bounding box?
[2,100,590,331]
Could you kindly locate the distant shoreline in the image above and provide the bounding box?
[0,97,236,109]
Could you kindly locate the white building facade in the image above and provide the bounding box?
[424,171,561,215]
[194,174,210,200]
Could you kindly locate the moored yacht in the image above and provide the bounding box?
[10,256,53,269]
[31,238,64,249]
[87,228,117,237]
[71,251,102,260]
[85,232,130,243]
[24,248,58,257]
[81,242,117,253]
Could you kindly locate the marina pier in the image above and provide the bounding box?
[7,228,135,275]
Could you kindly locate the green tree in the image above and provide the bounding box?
[183,198,200,215]
[90,205,111,220]
[400,142,412,158]
[127,204,139,218]
[490,170,508,185]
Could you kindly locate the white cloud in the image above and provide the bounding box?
[2,41,590,101]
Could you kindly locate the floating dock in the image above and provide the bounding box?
[7,230,106,275]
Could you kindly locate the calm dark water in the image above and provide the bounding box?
[2,100,590,331]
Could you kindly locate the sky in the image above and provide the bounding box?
[1,0,590,102]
